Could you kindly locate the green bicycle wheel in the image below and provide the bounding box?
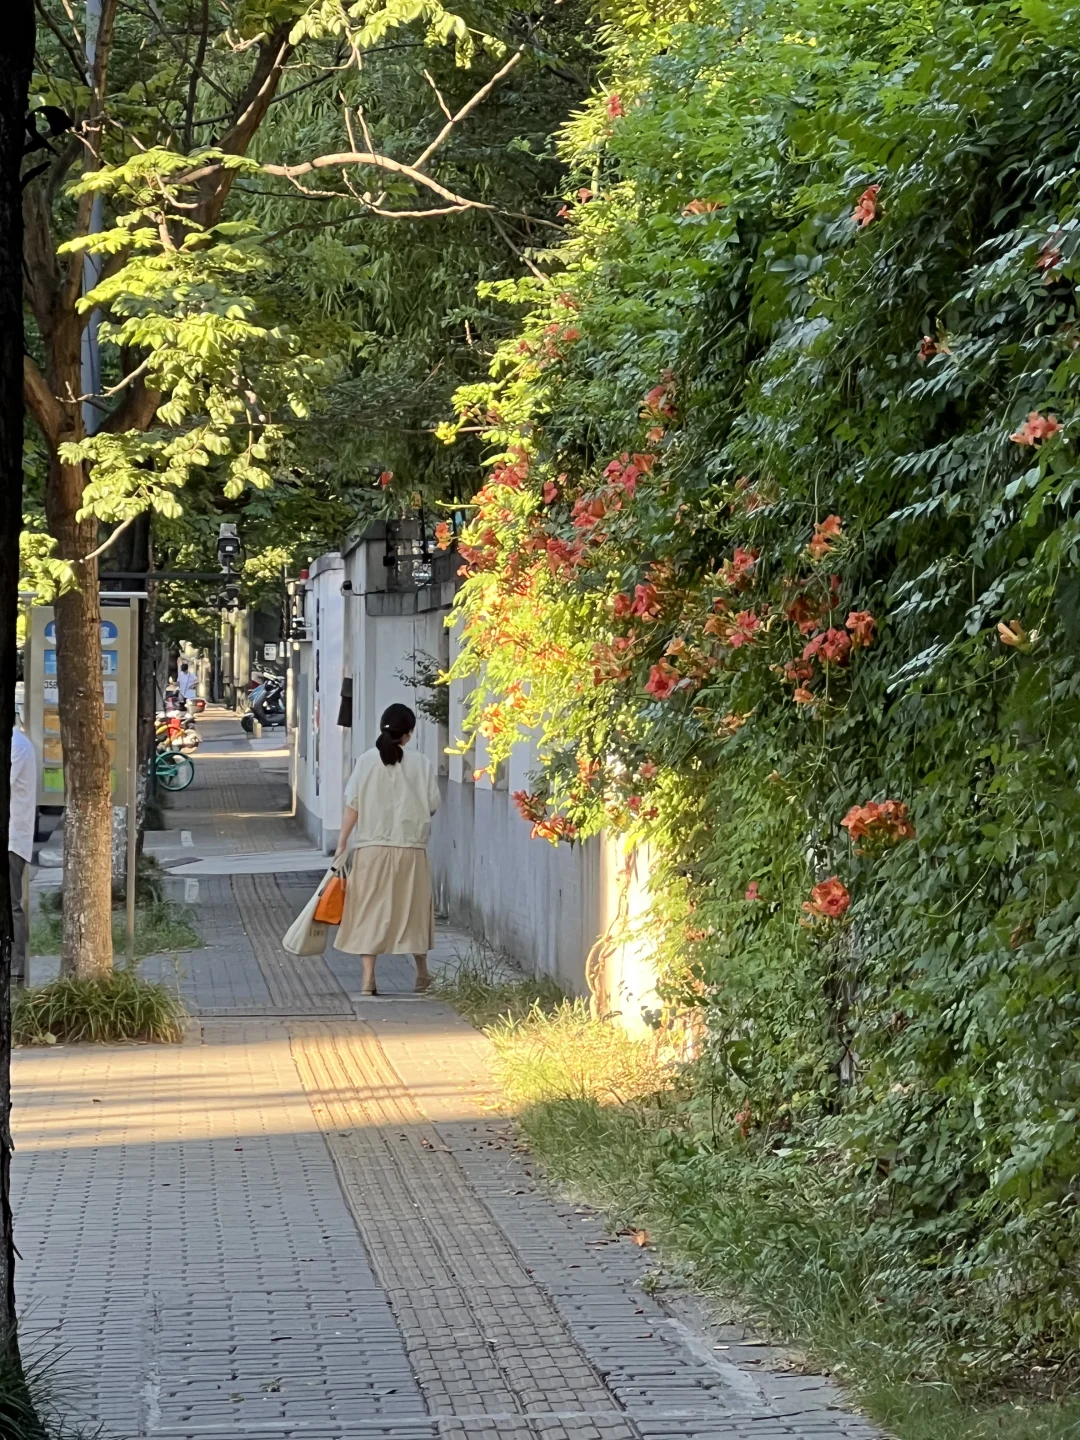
[156,751,195,791]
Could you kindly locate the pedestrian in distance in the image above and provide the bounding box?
[332,703,440,996]
[177,661,198,706]
[9,723,36,988]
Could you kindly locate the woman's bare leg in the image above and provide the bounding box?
[361,954,377,993]
[414,953,432,991]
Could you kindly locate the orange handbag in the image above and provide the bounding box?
[313,873,346,926]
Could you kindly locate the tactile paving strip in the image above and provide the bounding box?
[361,1007,883,1440]
[290,1022,640,1437]
[232,875,353,1015]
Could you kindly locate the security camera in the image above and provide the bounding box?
[217,522,241,567]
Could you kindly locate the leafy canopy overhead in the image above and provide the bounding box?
[24,0,593,592]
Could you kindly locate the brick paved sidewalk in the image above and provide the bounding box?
[12,722,879,1440]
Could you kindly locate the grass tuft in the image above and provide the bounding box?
[434,943,567,1030]
[14,969,186,1046]
[30,899,199,960]
[489,1002,672,1107]
[0,1333,104,1438]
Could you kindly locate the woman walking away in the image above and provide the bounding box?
[333,703,440,995]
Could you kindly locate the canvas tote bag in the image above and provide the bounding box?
[282,863,343,956]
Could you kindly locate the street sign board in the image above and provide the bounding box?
[27,601,138,808]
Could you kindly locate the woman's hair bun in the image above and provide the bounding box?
[376,702,417,765]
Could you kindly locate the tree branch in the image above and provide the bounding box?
[369,201,479,219]
[22,183,62,342]
[423,69,453,121]
[101,378,162,435]
[190,63,346,130]
[79,352,152,404]
[198,48,525,220]
[412,48,523,171]
[83,513,137,562]
[33,0,89,83]
[261,152,491,210]
[91,0,120,107]
[219,32,293,150]
[197,26,295,226]
[130,0,235,108]
[490,213,545,280]
[23,356,65,445]
[45,133,84,205]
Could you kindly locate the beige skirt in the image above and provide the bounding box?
[336,845,434,955]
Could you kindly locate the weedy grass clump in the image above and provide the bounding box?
[30,898,199,961]
[434,944,567,1030]
[0,1332,106,1437]
[14,969,186,1046]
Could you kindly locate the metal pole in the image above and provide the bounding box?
[221,609,233,708]
[125,597,139,960]
[288,644,298,819]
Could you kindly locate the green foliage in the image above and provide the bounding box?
[30,900,200,959]
[490,999,1080,1435]
[14,970,187,1045]
[434,944,567,1026]
[395,648,450,726]
[60,182,324,513]
[444,0,1080,1387]
[23,0,596,601]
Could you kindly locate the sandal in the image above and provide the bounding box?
[414,974,434,993]
[360,985,378,997]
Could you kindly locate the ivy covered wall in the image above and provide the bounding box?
[439,0,1080,1378]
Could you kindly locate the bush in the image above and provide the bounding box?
[13,970,186,1046]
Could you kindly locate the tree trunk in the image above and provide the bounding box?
[45,453,113,977]
[0,0,38,1410]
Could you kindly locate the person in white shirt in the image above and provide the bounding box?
[177,662,198,706]
[332,703,440,996]
[9,725,36,987]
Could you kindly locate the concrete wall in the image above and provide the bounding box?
[428,780,603,993]
[294,553,345,853]
[341,537,448,780]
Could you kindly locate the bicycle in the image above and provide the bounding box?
[154,748,195,791]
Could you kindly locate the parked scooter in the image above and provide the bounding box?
[156,709,200,752]
[240,674,285,733]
